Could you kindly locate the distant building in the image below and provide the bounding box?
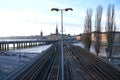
[76,31,120,54]
[47,24,61,40]
[79,31,103,42]
[40,30,43,36]
[47,24,74,40]
[76,34,82,41]
[91,31,120,43]
[56,24,59,35]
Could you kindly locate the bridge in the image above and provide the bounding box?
[0,35,76,51]
[0,39,57,51]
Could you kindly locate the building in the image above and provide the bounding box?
[56,24,59,35]
[76,31,120,54]
[47,24,61,40]
[40,30,43,36]
[47,24,75,40]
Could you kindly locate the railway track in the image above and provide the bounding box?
[66,43,120,80]
[21,43,61,80]
[64,44,97,80]
[4,42,120,80]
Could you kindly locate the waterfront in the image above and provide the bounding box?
[0,44,52,79]
[0,42,120,79]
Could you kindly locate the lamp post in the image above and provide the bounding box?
[51,8,73,80]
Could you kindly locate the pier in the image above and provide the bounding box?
[0,39,56,51]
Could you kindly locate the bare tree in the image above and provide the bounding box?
[83,9,92,51]
[94,5,103,56]
[105,4,116,60]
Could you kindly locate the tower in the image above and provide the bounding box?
[56,24,58,35]
[40,30,43,36]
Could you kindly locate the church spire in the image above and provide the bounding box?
[40,30,43,36]
[56,24,58,35]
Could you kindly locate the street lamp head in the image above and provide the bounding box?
[51,8,73,12]
[51,8,59,12]
[65,8,73,12]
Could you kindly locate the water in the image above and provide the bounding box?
[0,44,52,79]
[9,44,52,53]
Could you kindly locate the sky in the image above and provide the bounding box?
[0,0,119,37]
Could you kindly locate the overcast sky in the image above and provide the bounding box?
[0,0,119,37]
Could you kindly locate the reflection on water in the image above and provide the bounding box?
[8,44,52,53]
